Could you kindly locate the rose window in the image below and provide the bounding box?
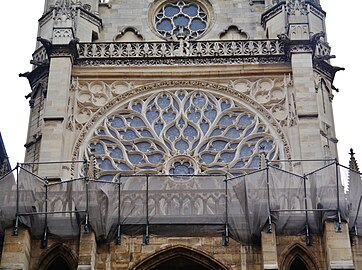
[86,90,279,181]
[154,1,208,40]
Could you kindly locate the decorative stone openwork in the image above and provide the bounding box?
[154,0,209,40]
[83,89,281,179]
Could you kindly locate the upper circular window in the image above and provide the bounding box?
[154,1,209,40]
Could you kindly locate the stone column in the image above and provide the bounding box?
[261,225,278,270]
[38,54,72,180]
[78,229,97,270]
[323,221,355,269]
[0,228,31,270]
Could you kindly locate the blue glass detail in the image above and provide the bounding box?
[239,115,254,126]
[184,125,197,141]
[219,115,236,126]
[155,122,164,135]
[193,94,206,108]
[141,130,153,138]
[97,159,114,171]
[213,140,227,151]
[128,116,146,128]
[132,103,142,113]
[245,126,254,137]
[232,161,245,168]
[109,129,118,139]
[129,154,144,164]
[164,5,180,17]
[220,152,235,163]
[240,146,253,158]
[120,130,138,140]
[97,129,106,136]
[183,4,198,16]
[117,163,132,170]
[174,15,189,27]
[170,161,194,175]
[211,128,223,137]
[230,143,239,149]
[166,126,180,141]
[110,148,123,159]
[163,110,176,124]
[91,143,105,155]
[225,128,240,139]
[250,156,260,168]
[175,139,188,153]
[188,108,201,123]
[110,117,125,128]
[157,95,171,109]
[178,93,185,100]
[221,102,231,111]
[200,122,209,134]
[135,142,151,152]
[146,106,159,124]
[190,18,206,31]
[205,108,217,122]
[260,140,273,151]
[148,154,164,164]
[201,154,215,164]
[157,19,173,31]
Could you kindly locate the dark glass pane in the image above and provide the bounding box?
[174,15,190,27]
[47,257,70,270]
[157,19,173,31]
[289,257,308,270]
[164,5,180,17]
[183,4,198,16]
[190,18,206,31]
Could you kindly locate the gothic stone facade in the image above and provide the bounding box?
[0,0,361,269]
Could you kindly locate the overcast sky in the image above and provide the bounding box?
[0,1,361,172]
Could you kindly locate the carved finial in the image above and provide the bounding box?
[349,148,360,172]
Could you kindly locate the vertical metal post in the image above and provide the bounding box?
[303,175,312,246]
[13,164,19,236]
[84,160,90,233]
[144,175,149,245]
[115,175,122,245]
[223,175,229,246]
[266,162,272,233]
[335,161,342,231]
[41,178,49,249]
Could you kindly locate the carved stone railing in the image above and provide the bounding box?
[315,41,331,58]
[76,40,287,66]
[78,40,285,58]
[31,46,49,66]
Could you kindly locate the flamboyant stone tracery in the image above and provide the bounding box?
[85,90,279,179]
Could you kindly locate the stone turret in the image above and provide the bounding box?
[262,0,326,40]
[39,0,101,46]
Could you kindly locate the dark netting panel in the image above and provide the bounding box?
[228,170,269,243]
[148,175,226,224]
[268,167,305,235]
[0,170,16,233]
[308,163,348,233]
[348,167,362,236]
[47,179,86,238]
[0,162,358,243]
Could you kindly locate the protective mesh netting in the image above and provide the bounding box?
[0,162,360,243]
